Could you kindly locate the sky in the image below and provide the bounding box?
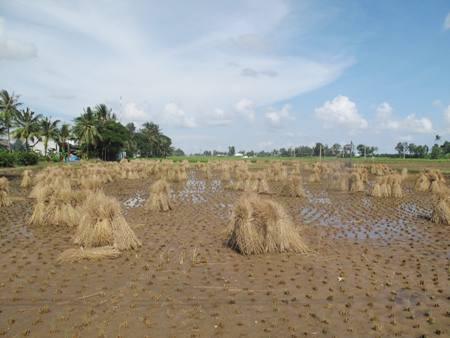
[1,0,449,154]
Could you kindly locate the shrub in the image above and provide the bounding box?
[15,151,39,166]
[49,154,61,163]
[0,151,16,167]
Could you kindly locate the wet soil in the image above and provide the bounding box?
[0,170,448,337]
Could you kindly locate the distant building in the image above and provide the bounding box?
[234,153,244,157]
[33,139,58,155]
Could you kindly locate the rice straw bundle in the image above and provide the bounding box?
[254,172,270,194]
[226,194,309,255]
[391,182,403,198]
[431,195,450,226]
[349,173,364,193]
[370,182,382,197]
[74,191,141,250]
[145,179,172,211]
[279,176,305,197]
[0,177,12,207]
[20,170,33,188]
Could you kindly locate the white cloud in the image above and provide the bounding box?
[444,13,450,30]
[315,95,368,130]
[122,101,197,128]
[235,98,256,122]
[256,140,273,150]
[122,102,149,124]
[376,102,433,134]
[163,102,197,128]
[444,105,450,126]
[0,18,37,60]
[376,102,393,120]
[265,104,293,128]
[403,114,433,133]
[432,99,443,108]
[0,1,351,130]
[204,108,233,126]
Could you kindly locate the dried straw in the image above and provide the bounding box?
[226,194,309,255]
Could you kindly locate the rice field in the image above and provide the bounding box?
[0,158,449,337]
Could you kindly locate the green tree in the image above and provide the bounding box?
[95,120,130,160]
[94,103,116,122]
[13,108,42,151]
[395,142,408,158]
[313,143,325,157]
[56,123,71,158]
[0,90,22,152]
[331,143,342,156]
[73,107,102,159]
[441,141,450,155]
[228,146,235,156]
[141,122,161,157]
[40,117,60,156]
[173,148,185,156]
[430,144,441,159]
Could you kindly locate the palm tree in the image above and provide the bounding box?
[40,117,60,156]
[13,108,42,151]
[73,107,102,159]
[57,123,71,158]
[94,104,116,122]
[0,90,22,152]
[142,122,161,157]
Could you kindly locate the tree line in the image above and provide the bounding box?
[199,143,377,158]
[200,139,449,159]
[395,136,449,159]
[0,89,174,161]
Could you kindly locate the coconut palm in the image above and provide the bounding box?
[56,123,71,157]
[142,122,162,157]
[13,108,42,151]
[0,90,22,151]
[40,117,60,156]
[73,107,102,158]
[94,104,116,122]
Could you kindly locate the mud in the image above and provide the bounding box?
[0,169,448,337]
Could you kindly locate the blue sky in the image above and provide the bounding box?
[1,0,449,153]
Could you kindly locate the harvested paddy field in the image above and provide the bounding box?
[0,160,449,337]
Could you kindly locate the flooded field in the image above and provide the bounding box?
[0,162,448,337]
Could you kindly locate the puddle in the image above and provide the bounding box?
[394,288,426,305]
[177,177,208,204]
[339,218,423,241]
[361,197,373,208]
[123,193,145,208]
[6,224,35,240]
[399,202,432,218]
[305,190,331,205]
[300,204,425,242]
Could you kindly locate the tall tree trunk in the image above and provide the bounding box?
[25,137,29,152]
[44,138,48,157]
[7,127,11,152]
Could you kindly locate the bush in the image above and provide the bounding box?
[48,153,61,163]
[0,151,15,167]
[15,151,39,166]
